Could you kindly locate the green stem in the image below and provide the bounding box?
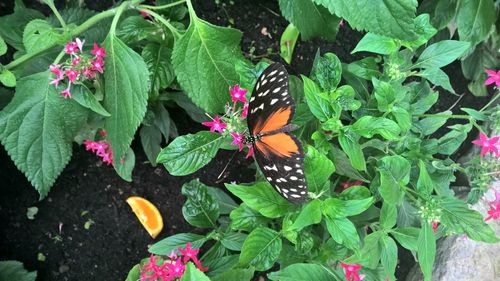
[109,1,129,36]
[53,50,65,64]
[47,1,67,28]
[416,113,471,120]
[140,0,186,10]
[141,8,182,39]
[186,0,197,20]
[479,91,500,112]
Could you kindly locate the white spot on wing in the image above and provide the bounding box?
[264,164,278,171]
[250,97,255,102]
[270,98,278,105]
[272,87,281,93]
[291,194,301,198]
[290,176,298,180]
[284,166,292,171]
[269,70,278,76]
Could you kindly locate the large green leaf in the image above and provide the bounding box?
[303,145,335,194]
[229,203,269,232]
[0,261,36,281]
[239,227,282,271]
[313,0,418,41]
[0,8,44,51]
[414,40,471,69]
[103,35,149,180]
[292,199,322,230]
[338,129,366,171]
[378,155,410,205]
[351,116,400,140]
[181,179,220,228]
[279,0,340,41]
[352,33,399,55]
[302,75,332,122]
[324,216,360,250]
[211,267,255,281]
[417,68,454,94]
[0,71,87,197]
[142,43,175,95]
[180,262,211,281]
[268,263,337,281]
[149,233,206,255]
[390,227,419,251]
[0,35,6,56]
[23,19,64,53]
[417,222,436,281]
[456,0,496,45]
[379,235,398,281]
[221,232,247,251]
[322,197,374,218]
[226,183,295,218]
[157,131,223,176]
[206,186,237,215]
[310,52,342,91]
[71,84,110,117]
[172,9,245,112]
[437,123,472,155]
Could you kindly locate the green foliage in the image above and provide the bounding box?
[268,263,337,281]
[149,233,206,255]
[239,227,282,271]
[181,179,220,228]
[180,263,211,281]
[0,261,36,281]
[23,19,63,53]
[280,24,300,64]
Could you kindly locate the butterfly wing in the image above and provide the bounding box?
[247,63,308,203]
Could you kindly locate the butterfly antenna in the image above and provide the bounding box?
[217,150,239,180]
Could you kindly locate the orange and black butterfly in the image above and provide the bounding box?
[243,63,308,203]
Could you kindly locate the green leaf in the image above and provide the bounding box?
[212,268,255,281]
[279,0,340,41]
[330,146,368,181]
[103,35,149,180]
[313,0,418,41]
[229,203,269,232]
[373,78,395,112]
[0,261,36,281]
[343,57,381,80]
[352,33,398,55]
[415,110,451,136]
[338,130,366,171]
[181,179,220,228]
[172,12,245,112]
[379,235,398,280]
[322,197,375,218]
[402,14,437,49]
[0,35,7,56]
[456,0,496,45]
[226,182,295,218]
[140,124,162,166]
[437,123,472,155]
[417,160,433,195]
[410,81,437,115]
[418,68,454,93]
[380,203,397,229]
[268,263,336,281]
[142,43,175,95]
[221,232,247,251]
[390,227,419,251]
[125,264,140,281]
[392,106,411,132]
[461,43,498,81]
[353,231,383,268]
[239,227,282,271]
[206,186,237,215]
[71,84,110,117]
[22,19,63,53]
[461,107,486,121]
[149,233,206,255]
[378,155,410,205]
[0,70,16,87]
[302,75,332,121]
[117,15,162,44]
[180,262,211,281]
[431,0,457,29]
[437,196,499,243]
[203,255,239,277]
[303,145,335,194]
[157,131,223,176]
[324,216,360,250]
[310,52,342,91]
[0,8,44,51]
[292,199,323,230]
[280,23,300,64]
[0,71,87,197]
[414,40,471,69]
[351,116,400,140]
[417,222,436,281]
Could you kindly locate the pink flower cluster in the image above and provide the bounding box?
[49,38,107,98]
[202,85,254,158]
[140,242,207,281]
[485,69,500,88]
[472,132,499,157]
[484,189,500,222]
[340,262,364,281]
[83,130,113,165]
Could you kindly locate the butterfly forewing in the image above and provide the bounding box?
[247,63,308,203]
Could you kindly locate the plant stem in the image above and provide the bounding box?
[416,113,471,120]
[46,1,67,28]
[52,50,65,65]
[109,1,129,36]
[479,92,500,112]
[140,0,186,10]
[141,8,182,39]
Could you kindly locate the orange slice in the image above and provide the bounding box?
[126,196,163,238]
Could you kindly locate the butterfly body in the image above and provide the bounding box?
[244,63,308,203]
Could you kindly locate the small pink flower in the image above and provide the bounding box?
[229,84,248,103]
[472,132,499,157]
[177,242,200,264]
[72,57,81,66]
[49,64,63,79]
[485,189,500,222]
[202,116,227,133]
[64,41,78,54]
[75,38,85,52]
[168,250,178,260]
[91,43,107,58]
[82,67,95,79]
[90,58,105,73]
[65,69,79,83]
[164,258,185,278]
[140,10,152,19]
[242,102,249,118]
[485,69,500,87]
[60,87,72,98]
[340,180,363,190]
[431,221,439,234]
[230,131,244,151]
[245,145,254,158]
[340,262,363,281]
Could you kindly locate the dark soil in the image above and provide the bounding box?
[0,0,490,281]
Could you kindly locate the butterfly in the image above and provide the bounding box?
[243,63,308,203]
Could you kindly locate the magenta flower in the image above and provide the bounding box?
[90,58,105,73]
[83,140,114,166]
[340,262,363,281]
[60,87,72,98]
[140,10,152,19]
[485,190,500,222]
[164,258,185,278]
[82,67,95,79]
[91,43,107,58]
[64,41,78,54]
[49,64,63,79]
[202,116,227,133]
[230,132,244,151]
[177,242,199,264]
[65,69,79,83]
[485,69,500,87]
[168,251,178,260]
[245,145,254,159]
[431,221,439,234]
[72,57,81,66]
[75,38,85,52]
[242,102,249,118]
[472,132,499,157]
[229,84,248,103]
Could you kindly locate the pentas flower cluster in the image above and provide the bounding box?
[202,85,254,158]
[418,198,442,235]
[485,69,500,88]
[484,188,500,222]
[140,242,207,281]
[49,37,107,98]
[472,132,500,158]
[83,130,113,166]
[340,262,364,281]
